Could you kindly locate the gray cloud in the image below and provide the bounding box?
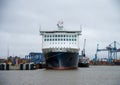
[0,0,120,59]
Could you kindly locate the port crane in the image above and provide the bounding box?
[94,41,120,64]
[81,39,86,57]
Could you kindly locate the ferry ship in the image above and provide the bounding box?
[40,21,82,69]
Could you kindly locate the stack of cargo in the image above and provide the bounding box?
[113,59,120,65]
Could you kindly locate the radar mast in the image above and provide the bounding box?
[57,21,64,30]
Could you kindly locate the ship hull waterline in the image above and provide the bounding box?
[43,52,79,70]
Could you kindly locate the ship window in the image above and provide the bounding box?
[44,39,46,41]
[53,39,54,41]
[47,35,49,37]
[55,39,57,41]
[61,39,63,41]
[58,39,60,41]
[58,35,60,37]
[64,35,65,37]
[55,35,57,37]
[45,35,46,37]
[69,39,71,41]
[64,39,65,41]
[50,35,51,37]
[75,39,76,41]
[61,35,63,37]
[47,39,49,41]
[50,39,51,41]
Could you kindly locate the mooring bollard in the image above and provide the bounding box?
[20,64,23,70]
[6,64,9,70]
[25,64,29,70]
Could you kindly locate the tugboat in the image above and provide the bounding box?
[78,39,89,67]
[40,21,82,69]
[78,55,89,67]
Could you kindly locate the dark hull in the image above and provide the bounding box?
[78,63,89,67]
[43,52,79,70]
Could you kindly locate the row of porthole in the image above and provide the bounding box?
[44,35,77,38]
[44,38,77,41]
[49,42,76,44]
[50,42,76,44]
[49,47,72,49]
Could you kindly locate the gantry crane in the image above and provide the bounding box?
[94,41,120,64]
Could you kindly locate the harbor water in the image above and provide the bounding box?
[0,66,120,85]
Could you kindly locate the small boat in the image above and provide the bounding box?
[78,39,89,67]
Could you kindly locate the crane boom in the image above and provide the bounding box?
[82,39,86,57]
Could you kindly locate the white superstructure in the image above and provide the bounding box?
[40,22,82,53]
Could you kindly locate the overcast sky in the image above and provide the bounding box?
[0,0,120,59]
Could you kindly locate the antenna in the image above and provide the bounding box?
[7,45,9,57]
[39,25,41,31]
[39,25,42,35]
[80,24,82,31]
